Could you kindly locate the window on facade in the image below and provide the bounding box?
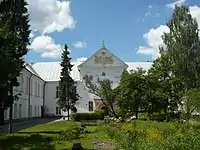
[41,84,43,97]
[4,109,7,120]
[26,76,29,94]
[38,106,40,116]
[35,82,37,96]
[35,106,37,116]
[56,86,60,98]
[38,83,40,97]
[21,74,24,92]
[56,107,59,115]
[88,101,93,111]
[30,105,32,117]
[30,79,32,95]
[19,104,22,118]
[14,103,17,118]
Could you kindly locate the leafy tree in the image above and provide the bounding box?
[57,44,79,120]
[0,0,30,131]
[182,88,200,121]
[163,5,200,89]
[116,68,147,119]
[84,75,119,118]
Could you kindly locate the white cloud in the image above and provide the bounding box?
[27,0,75,34]
[73,41,87,48]
[190,6,200,26]
[30,35,62,59]
[137,5,200,59]
[166,0,186,9]
[137,25,169,59]
[29,32,35,39]
[148,5,153,9]
[75,57,87,62]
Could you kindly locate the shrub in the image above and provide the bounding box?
[72,112,103,121]
[94,109,105,119]
[138,113,149,120]
[149,112,166,121]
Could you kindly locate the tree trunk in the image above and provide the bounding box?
[67,97,70,121]
[8,103,13,133]
[0,107,4,125]
[8,84,13,133]
[135,111,139,120]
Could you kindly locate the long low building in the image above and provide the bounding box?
[4,46,152,120]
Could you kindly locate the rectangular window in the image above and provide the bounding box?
[56,86,60,98]
[35,82,37,96]
[89,101,93,111]
[56,107,59,115]
[21,74,24,92]
[4,109,7,120]
[38,106,40,116]
[38,83,40,97]
[30,105,32,117]
[14,103,17,118]
[41,84,43,97]
[30,79,32,95]
[26,76,29,93]
[19,104,22,118]
[35,106,37,116]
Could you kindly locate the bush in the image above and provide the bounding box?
[72,112,103,121]
[94,109,105,119]
[149,112,166,121]
[138,113,149,120]
[105,120,200,150]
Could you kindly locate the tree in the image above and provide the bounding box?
[163,5,200,90]
[0,0,30,131]
[57,44,79,120]
[116,68,147,119]
[182,88,200,121]
[84,75,119,118]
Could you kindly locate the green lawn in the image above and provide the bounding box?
[2,119,200,150]
[0,121,114,150]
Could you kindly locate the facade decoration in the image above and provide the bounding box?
[94,52,114,65]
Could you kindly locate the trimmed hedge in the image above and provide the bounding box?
[72,112,104,121]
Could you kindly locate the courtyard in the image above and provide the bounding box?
[1,118,200,150]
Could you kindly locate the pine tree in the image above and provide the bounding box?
[57,44,79,120]
[163,5,200,89]
[0,0,30,131]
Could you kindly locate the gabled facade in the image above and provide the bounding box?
[4,46,153,120]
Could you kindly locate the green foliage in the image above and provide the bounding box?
[57,44,79,119]
[0,0,31,128]
[163,5,200,89]
[182,88,200,120]
[94,109,105,119]
[116,68,147,119]
[84,76,118,118]
[106,120,200,150]
[72,112,104,121]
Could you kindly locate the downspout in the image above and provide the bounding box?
[42,82,46,118]
[28,74,33,120]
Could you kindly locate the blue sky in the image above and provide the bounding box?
[26,0,200,63]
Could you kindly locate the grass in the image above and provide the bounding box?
[2,119,200,150]
[0,121,114,150]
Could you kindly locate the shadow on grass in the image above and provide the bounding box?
[18,131,64,134]
[0,133,55,150]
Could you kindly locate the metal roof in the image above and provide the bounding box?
[31,61,152,82]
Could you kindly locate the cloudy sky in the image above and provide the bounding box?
[25,0,200,62]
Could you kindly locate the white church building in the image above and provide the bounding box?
[4,46,152,120]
